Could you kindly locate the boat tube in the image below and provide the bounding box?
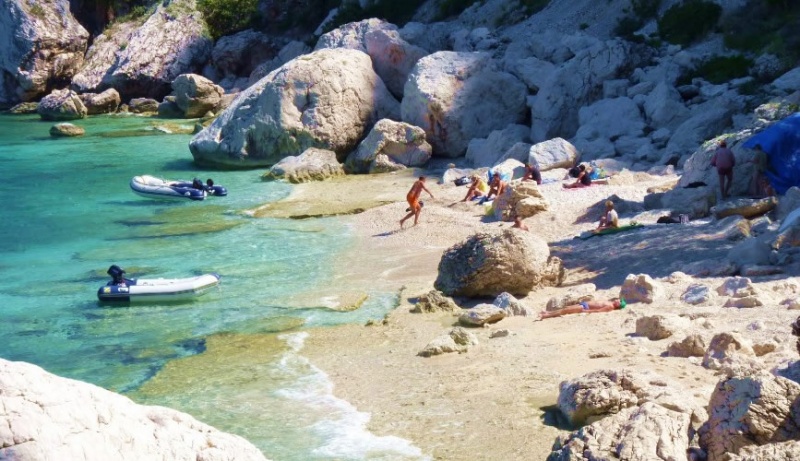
[98,265,220,303]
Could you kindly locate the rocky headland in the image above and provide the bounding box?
[3,0,800,459]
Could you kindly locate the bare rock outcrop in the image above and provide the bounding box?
[619,273,662,304]
[37,89,87,121]
[434,228,562,297]
[345,119,432,173]
[411,290,459,313]
[0,358,268,461]
[699,373,800,461]
[702,332,756,370]
[172,74,224,118]
[667,334,707,358]
[79,88,121,115]
[190,48,399,168]
[635,315,687,341]
[712,196,778,220]
[71,1,212,101]
[418,327,478,357]
[728,441,800,461]
[401,51,527,157]
[50,123,85,137]
[0,0,88,106]
[262,147,344,183]
[210,29,281,87]
[493,292,534,316]
[491,181,549,221]
[458,304,506,326]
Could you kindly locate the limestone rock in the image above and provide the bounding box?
[667,334,707,358]
[71,4,212,100]
[172,74,224,118]
[8,102,38,114]
[490,329,510,338]
[465,125,530,168]
[556,369,648,426]
[345,119,432,173]
[493,292,534,316]
[458,304,506,326]
[545,284,597,311]
[211,29,280,84]
[491,180,549,221]
[712,197,778,219]
[434,228,560,297]
[79,88,120,115]
[727,237,772,269]
[316,18,427,99]
[49,123,85,137]
[401,51,527,157]
[681,284,711,305]
[723,296,764,308]
[418,327,478,357]
[158,98,183,118]
[37,89,87,121]
[681,258,738,278]
[699,373,800,461]
[620,273,662,304]
[527,137,579,171]
[635,315,686,341]
[752,341,777,357]
[0,358,268,461]
[411,290,459,313]
[728,441,800,461]
[190,48,399,168]
[648,185,717,219]
[0,0,88,105]
[262,148,344,183]
[247,41,311,86]
[129,98,159,114]
[716,277,757,298]
[702,332,755,370]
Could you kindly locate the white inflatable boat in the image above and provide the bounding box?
[98,270,221,303]
[130,175,207,201]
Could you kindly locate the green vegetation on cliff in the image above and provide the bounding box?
[197,0,259,39]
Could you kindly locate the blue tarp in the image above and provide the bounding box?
[743,112,800,194]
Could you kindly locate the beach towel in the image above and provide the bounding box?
[577,222,644,240]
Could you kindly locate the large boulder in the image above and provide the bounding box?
[262,147,344,183]
[527,137,580,171]
[50,123,85,137]
[190,48,399,168]
[619,273,662,304]
[345,119,432,173]
[37,89,87,121]
[712,196,778,219]
[0,358,268,461]
[434,228,563,297]
[700,373,800,461]
[401,51,527,157]
[172,74,224,118]
[79,88,121,115]
[316,19,427,99]
[647,185,717,219]
[491,181,549,221]
[71,3,212,101]
[0,0,88,106]
[465,125,529,168]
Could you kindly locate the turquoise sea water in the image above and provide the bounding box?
[0,114,427,460]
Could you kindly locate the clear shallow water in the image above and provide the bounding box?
[0,114,427,460]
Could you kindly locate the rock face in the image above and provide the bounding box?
[345,119,432,173]
[700,373,800,461]
[316,18,428,99]
[172,74,224,118]
[71,1,212,101]
[401,51,527,157]
[262,147,344,183]
[712,197,778,219]
[210,29,280,86]
[37,89,87,121]
[528,137,580,171]
[458,303,507,326]
[0,358,268,461]
[411,290,459,313]
[434,228,562,297]
[50,123,85,137]
[190,48,400,168]
[80,88,121,115]
[491,181,549,221]
[0,0,88,106]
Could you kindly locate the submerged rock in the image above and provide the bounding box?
[50,123,85,137]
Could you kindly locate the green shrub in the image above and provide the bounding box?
[657,0,721,46]
[631,0,661,18]
[197,0,259,39]
[614,15,644,41]
[679,54,753,85]
[722,0,800,69]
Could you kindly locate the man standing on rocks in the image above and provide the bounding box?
[400,176,434,228]
[711,139,736,199]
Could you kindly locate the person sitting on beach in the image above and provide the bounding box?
[511,215,529,231]
[400,176,434,228]
[563,164,592,188]
[539,298,626,319]
[486,174,507,200]
[461,175,489,202]
[523,163,542,185]
[594,200,619,232]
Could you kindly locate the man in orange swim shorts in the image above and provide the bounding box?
[400,176,435,228]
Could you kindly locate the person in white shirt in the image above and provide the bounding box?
[595,200,619,232]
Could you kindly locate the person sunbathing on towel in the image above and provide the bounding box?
[563,164,592,188]
[539,298,626,319]
[594,200,619,233]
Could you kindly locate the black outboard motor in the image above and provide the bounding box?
[107,265,128,286]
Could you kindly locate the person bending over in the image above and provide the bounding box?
[400,176,434,227]
[539,298,626,319]
[523,163,542,184]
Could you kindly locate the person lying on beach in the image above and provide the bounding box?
[539,298,626,319]
[563,164,592,188]
[594,200,619,232]
[461,175,490,202]
[400,176,434,227]
[523,163,542,185]
[511,215,529,231]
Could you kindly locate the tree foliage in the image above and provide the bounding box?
[657,0,721,46]
[197,0,259,39]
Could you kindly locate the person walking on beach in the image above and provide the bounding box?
[539,298,626,320]
[400,176,434,228]
[711,139,735,199]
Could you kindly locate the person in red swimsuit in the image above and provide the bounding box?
[400,176,435,228]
